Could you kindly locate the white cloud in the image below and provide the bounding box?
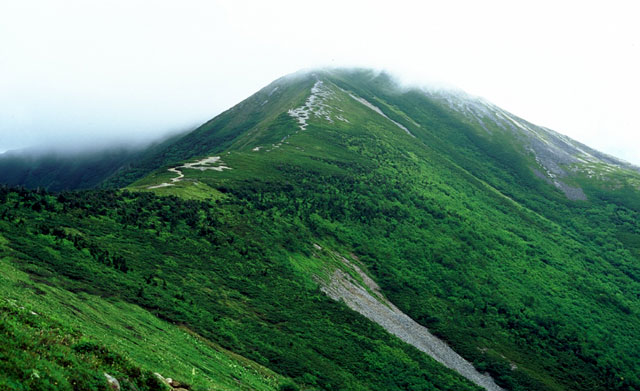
[1,0,638,164]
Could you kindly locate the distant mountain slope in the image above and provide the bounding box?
[0,147,140,191]
[0,130,191,192]
[422,87,639,200]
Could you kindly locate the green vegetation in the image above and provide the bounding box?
[0,298,167,391]
[0,148,142,192]
[2,69,640,391]
[0,258,288,391]
[0,187,480,391]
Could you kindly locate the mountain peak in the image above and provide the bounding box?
[3,67,640,391]
[102,67,639,204]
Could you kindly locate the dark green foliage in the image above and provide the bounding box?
[0,148,142,192]
[279,383,299,391]
[0,187,480,391]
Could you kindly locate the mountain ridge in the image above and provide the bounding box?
[1,68,639,391]
[129,68,640,210]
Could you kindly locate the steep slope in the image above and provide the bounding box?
[102,72,319,188]
[320,254,503,391]
[0,257,290,391]
[2,69,640,391]
[323,69,640,204]
[424,88,639,201]
[129,69,640,390]
[0,72,321,191]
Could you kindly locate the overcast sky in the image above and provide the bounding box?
[1,0,639,164]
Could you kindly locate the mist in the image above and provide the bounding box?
[1,0,639,165]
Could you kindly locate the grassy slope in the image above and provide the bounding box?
[0,246,291,391]
[321,72,640,390]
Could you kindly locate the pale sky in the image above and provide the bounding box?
[1,0,639,164]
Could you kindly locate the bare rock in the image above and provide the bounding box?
[153,372,171,387]
[104,373,120,391]
[319,254,505,391]
[154,372,189,390]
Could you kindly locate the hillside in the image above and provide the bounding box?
[1,69,640,391]
[0,148,140,191]
[0,130,191,192]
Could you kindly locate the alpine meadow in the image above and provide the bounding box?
[1,69,639,391]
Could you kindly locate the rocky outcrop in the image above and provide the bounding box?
[319,255,504,391]
[104,373,120,391]
[154,372,190,390]
[431,88,640,200]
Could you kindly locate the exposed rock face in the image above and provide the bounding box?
[154,372,172,389]
[153,372,190,390]
[320,256,504,391]
[427,88,639,200]
[104,373,120,391]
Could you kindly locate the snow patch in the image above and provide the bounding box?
[147,182,175,189]
[288,80,338,131]
[147,156,231,189]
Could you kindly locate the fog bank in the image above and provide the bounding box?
[1,0,638,164]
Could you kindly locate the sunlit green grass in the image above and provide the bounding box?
[0,258,288,391]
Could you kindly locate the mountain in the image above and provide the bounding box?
[0,147,141,191]
[1,69,639,391]
[0,130,191,192]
